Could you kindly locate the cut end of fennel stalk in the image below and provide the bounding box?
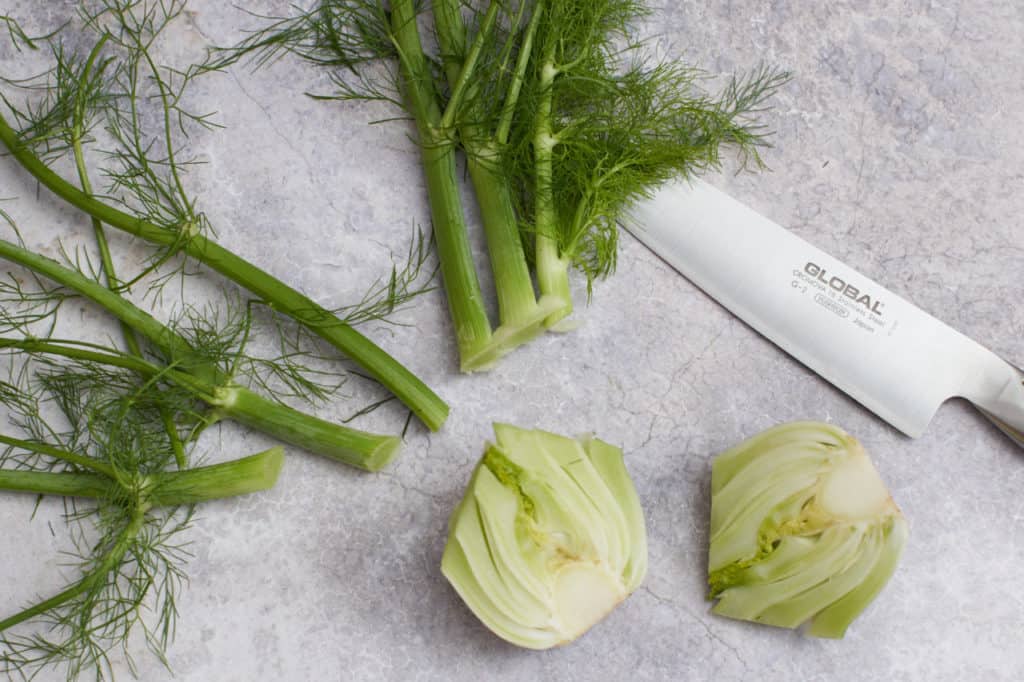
[362,436,403,472]
[441,424,647,649]
[707,421,907,639]
[148,446,286,506]
[209,385,401,471]
[538,298,577,334]
[459,296,568,372]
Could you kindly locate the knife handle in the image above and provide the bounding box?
[980,413,1024,448]
[972,363,1024,449]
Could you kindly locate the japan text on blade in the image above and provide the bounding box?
[624,179,1024,449]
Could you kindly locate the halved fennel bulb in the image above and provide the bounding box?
[442,424,648,649]
[708,421,907,638]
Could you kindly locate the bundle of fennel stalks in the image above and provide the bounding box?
[0,1,444,676]
[217,0,788,370]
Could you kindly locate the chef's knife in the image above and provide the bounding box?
[624,179,1024,448]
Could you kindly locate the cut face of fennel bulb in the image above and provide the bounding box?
[708,422,907,638]
[442,424,647,649]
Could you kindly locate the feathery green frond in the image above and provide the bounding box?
[206,0,404,106]
[0,346,279,679]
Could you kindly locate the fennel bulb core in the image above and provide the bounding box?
[817,442,894,521]
[552,563,627,643]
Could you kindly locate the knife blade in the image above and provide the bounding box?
[623,178,1024,448]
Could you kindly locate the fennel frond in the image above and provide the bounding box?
[0,350,283,680]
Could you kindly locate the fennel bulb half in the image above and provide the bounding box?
[442,424,647,649]
[708,421,907,638]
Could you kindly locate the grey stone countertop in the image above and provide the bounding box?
[1,1,1022,680]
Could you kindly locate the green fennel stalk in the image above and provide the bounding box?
[432,0,562,343]
[530,35,569,327]
[395,0,571,362]
[209,0,553,370]
[69,32,190,468]
[0,240,401,470]
[503,0,788,325]
[389,0,495,370]
[0,447,283,511]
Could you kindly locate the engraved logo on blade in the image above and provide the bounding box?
[791,260,891,336]
[803,262,885,315]
[814,293,849,318]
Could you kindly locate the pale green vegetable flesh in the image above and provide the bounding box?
[442,424,647,649]
[708,421,907,638]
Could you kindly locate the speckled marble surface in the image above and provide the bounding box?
[1,1,1022,680]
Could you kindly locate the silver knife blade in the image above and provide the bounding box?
[624,178,1024,448]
